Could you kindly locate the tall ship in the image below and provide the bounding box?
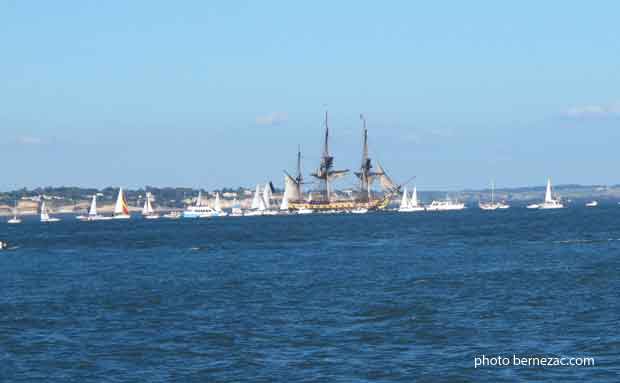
[288,112,399,212]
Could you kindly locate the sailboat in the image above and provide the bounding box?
[245,185,264,216]
[77,195,110,221]
[398,186,410,212]
[399,186,425,212]
[113,187,131,219]
[409,186,425,211]
[262,183,278,215]
[7,200,22,224]
[212,192,228,217]
[142,192,160,219]
[40,199,60,222]
[537,178,564,210]
[280,192,289,211]
[183,191,216,218]
[479,181,510,210]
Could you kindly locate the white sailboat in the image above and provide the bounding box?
[479,181,510,210]
[183,191,216,218]
[77,195,110,221]
[263,184,271,209]
[537,178,564,209]
[245,185,264,216]
[250,185,261,210]
[399,186,425,212]
[409,187,425,211]
[113,187,131,219]
[398,186,410,212]
[585,200,598,207]
[40,200,60,222]
[142,192,160,219]
[7,200,22,224]
[280,193,289,211]
[212,192,228,217]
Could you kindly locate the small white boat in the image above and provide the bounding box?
[183,191,216,218]
[113,188,131,219]
[586,201,598,207]
[0,240,8,250]
[230,198,244,216]
[7,201,22,224]
[526,203,540,209]
[297,208,314,215]
[40,200,61,222]
[142,192,160,219]
[351,207,369,214]
[426,195,465,211]
[163,211,182,219]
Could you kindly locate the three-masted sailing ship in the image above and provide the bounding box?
[287,112,399,212]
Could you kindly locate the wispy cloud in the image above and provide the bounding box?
[563,101,620,119]
[255,112,288,126]
[17,136,43,145]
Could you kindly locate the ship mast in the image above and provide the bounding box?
[311,110,348,202]
[359,114,372,202]
[296,144,303,197]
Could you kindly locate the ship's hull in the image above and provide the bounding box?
[288,197,390,212]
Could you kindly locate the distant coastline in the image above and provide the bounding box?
[0,184,617,216]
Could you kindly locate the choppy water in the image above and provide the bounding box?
[1,207,619,382]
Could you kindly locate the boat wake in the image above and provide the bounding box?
[554,238,620,244]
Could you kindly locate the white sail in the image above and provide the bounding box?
[89,195,98,216]
[196,191,203,207]
[214,192,222,212]
[251,185,261,209]
[262,183,271,209]
[400,186,409,209]
[40,200,49,221]
[410,186,419,207]
[142,192,154,215]
[280,194,289,210]
[544,178,553,203]
[258,194,267,211]
[283,174,300,202]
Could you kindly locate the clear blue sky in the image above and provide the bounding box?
[1,1,619,191]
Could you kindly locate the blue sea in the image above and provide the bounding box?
[1,206,619,382]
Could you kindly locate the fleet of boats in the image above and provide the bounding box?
[3,175,603,224]
[0,112,607,224]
